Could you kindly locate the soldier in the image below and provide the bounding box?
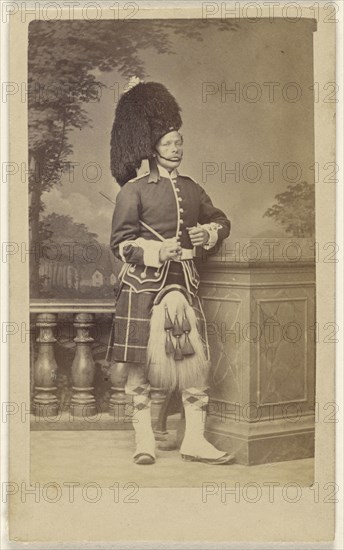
[109,78,235,465]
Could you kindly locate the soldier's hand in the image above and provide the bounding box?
[159,238,182,262]
[187,225,209,246]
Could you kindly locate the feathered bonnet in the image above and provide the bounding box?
[110,77,182,186]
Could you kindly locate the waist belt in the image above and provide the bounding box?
[175,248,194,261]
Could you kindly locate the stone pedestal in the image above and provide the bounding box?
[197,238,316,465]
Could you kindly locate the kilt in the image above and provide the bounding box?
[111,261,209,366]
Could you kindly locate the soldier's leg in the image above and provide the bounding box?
[125,363,156,465]
[180,386,235,465]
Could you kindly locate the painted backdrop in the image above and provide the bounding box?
[28,18,315,298]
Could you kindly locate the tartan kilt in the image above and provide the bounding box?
[110,265,209,366]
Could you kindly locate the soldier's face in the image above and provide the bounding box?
[155,131,183,171]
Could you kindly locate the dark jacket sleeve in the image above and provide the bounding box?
[197,185,231,245]
[110,183,163,267]
[110,183,145,265]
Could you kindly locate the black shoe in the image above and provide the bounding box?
[133,453,156,465]
[181,453,235,465]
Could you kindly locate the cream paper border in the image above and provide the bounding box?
[7,1,337,543]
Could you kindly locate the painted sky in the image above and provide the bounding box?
[41,19,315,244]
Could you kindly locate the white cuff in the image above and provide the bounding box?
[136,238,163,268]
[119,238,163,268]
[201,223,222,250]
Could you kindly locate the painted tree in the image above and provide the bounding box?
[29,19,237,295]
[263,181,315,238]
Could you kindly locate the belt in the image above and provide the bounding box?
[174,248,194,261]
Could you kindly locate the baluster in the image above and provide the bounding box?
[70,313,96,417]
[108,362,128,422]
[33,313,59,416]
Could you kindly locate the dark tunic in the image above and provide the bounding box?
[109,165,231,364]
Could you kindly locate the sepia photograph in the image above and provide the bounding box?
[4,1,339,545]
[28,14,317,486]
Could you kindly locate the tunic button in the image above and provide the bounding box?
[180,219,184,225]
[178,197,182,202]
[178,231,182,236]
[175,188,180,193]
[179,208,184,213]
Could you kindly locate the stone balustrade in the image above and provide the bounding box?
[29,301,168,430]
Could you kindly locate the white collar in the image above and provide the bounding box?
[157,164,179,180]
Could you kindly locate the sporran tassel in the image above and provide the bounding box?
[165,330,175,355]
[174,336,183,361]
[164,305,173,330]
[172,314,183,337]
[182,309,191,332]
[182,332,195,356]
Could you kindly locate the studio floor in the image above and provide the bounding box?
[30,430,315,488]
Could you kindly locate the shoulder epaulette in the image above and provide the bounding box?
[127,171,149,184]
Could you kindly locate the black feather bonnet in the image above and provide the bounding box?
[110,80,182,186]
